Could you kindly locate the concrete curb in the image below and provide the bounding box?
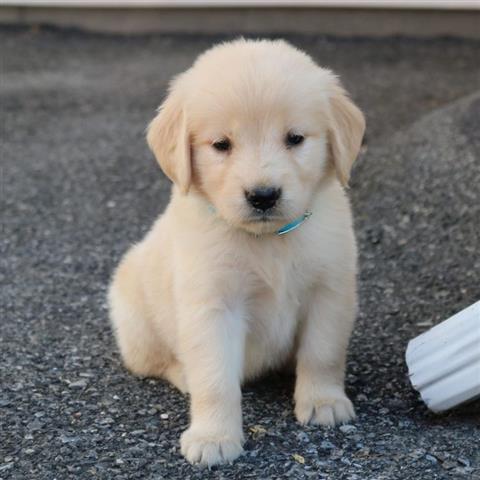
[1,6,480,38]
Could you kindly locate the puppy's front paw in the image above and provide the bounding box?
[295,391,355,427]
[180,427,244,466]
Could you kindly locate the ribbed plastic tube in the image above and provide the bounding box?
[406,301,480,412]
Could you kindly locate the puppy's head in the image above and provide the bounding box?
[147,39,365,234]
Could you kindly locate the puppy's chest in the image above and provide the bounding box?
[241,244,315,370]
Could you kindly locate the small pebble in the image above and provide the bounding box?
[442,460,457,470]
[296,431,309,442]
[320,440,335,450]
[68,380,87,389]
[26,419,43,431]
[60,435,79,444]
[292,453,305,464]
[99,417,114,425]
[458,457,471,467]
[339,424,357,435]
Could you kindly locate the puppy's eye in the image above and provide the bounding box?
[285,132,305,148]
[212,138,232,152]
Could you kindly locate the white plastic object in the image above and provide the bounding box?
[405,301,480,413]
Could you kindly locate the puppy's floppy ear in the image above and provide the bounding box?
[327,82,365,187]
[146,87,191,194]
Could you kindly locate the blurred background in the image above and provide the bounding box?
[1,0,479,37]
[2,2,479,480]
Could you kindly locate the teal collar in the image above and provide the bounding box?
[276,211,312,236]
[207,203,312,236]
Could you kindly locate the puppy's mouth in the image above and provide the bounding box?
[248,210,283,223]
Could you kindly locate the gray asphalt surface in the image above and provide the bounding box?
[2,26,480,479]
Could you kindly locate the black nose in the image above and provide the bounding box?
[245,186,282,212]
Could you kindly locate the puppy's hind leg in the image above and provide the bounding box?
[108,249,186,392]
[163,360,188,394]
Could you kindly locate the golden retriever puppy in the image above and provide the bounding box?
[109,39,365,466]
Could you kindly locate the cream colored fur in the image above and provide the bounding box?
[108,39,365,466]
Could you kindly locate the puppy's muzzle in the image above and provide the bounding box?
[245,186,282,212]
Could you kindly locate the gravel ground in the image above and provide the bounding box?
[2,26,480,479]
